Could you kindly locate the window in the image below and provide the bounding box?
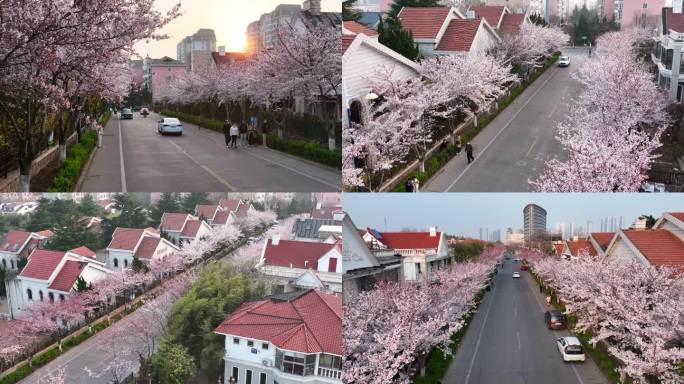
[666,49,674,70]
[1,259,5,269]
[233,338,240,344]
[59,294,65,301]
[319,354,342,370]
[231,367,239,382]
[124,259,129,268]
[276,349,315,376]
[259,373,267,384]
[113,258,118,267]
[48,292,54,303]
[39,290,44,302]
[10,260,14,269]
[26,288,33,300]
[642,2,647,8]
[262,343,269,350]
[328,257,337,272]
[247,340,254,347]
[246,370,252,384]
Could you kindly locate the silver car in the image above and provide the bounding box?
[158,117,183,136]
[558,55,570,67]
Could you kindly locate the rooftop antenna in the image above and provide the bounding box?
[384,216,388,231]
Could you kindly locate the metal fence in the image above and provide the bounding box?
[649,170,684,187]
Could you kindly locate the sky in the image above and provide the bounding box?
[133,0,340,58]
[342,193,683,237]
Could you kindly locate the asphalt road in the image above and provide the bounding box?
[425,48,589,192]
[443,256,608,384]
[80,111,340,192]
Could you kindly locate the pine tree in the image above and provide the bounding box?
[101,194,150,243]
[44,218,102,251]
[75,276,89,292]
[77,194,103,217]
[377,17,421,61]
[180,193,210,214]
[131,255,149,273]
[343,0,361,21]
[151,193,180,226]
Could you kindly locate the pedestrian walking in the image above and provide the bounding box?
[248,123,256,146]
[405,178,413,192]
[539,284,543,293]
[230,122,239,148]
[546,295,551,306]
[465,142,475,164]
[412,177,420,193]
[262,119,269,147]
[239,120,248,146]
[588,48,592,57]
[198,115,204,131]
[223,120,231,148]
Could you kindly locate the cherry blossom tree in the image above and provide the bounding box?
[490,23,569,70]
[532,28,669,192]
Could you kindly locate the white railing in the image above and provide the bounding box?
[318,367,342,379]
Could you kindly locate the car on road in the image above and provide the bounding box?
[558,56,570,67]
[520,264,529,271]
[158,117,183,136]
[512,271,521,278]
[544,310,567,330]
[120,108,133,120]
[556,336,585,362]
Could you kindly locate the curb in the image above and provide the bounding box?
[73,139,99,192]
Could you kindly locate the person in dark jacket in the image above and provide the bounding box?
[223,120,231,148]
[239,120,248,146]
[262,119,269,147]
[466,142,475,164]
[405,179,414,192]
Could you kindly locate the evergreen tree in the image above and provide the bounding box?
[101,194,150,243]
[151,193,181,226]
[25,198,78,232]
[0,268,6,297]
[529,13,547,26]
[388,0,441,19]
[77,195,103,217]
[44,218,103,251]
[75,276,90,292]
[180,193,210,214]
[151,342,196,384]
[377,17,421,61]
[343,0,361,21]
[131,255,149,273]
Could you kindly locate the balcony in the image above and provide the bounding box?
[318,367,342,379]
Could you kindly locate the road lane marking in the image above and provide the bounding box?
[443,66,560,192]
[517,332,522,351]
[118,119,127,192]
[464,278,498,384]
[168,141,237,191]
[525,136,539,158]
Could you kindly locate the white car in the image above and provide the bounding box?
[158,118,183,136]
[558,55,570,67]
[557,336,586,362]
[512,272,521,278]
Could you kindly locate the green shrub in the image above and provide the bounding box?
[266,134,341,168]
[31,347,60,368]
[0,363,31,384]
[392,145,456,192]
[48,130,97,192]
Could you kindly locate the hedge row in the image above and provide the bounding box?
[47,130,98,192]
[392,144,458,192]
[266,134,341,169]
[160,110,341,168]
[391,53,560,192]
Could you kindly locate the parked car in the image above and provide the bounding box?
[558,56,570,67]
[544,310,567,330]
[120,108,133,120]
[512,271,521,278]
[158,118,183,136]
[556,336,585,362]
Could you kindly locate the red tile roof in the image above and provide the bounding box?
[342,35,356,53]
[343,21,379,37]
[69,246,96,259]
[471,6,505,28]
[48,260,86,292]
[211,51,249,67]
[235,203,251,218]
[195,205,218,220]
[374,229,442,250]
[566,239,598,257]
[0,230,31,253]
[35,230,54,238]
[19,250,65,280]
[398,7,452,39]
[590,232,615,251]
[219,199,241,213]
[160,213,190,232]
[664,7,684,34]
[499,13,525,35]
[435,18,481,52]
[134,237,161,260]
[180,220,202,238]
[311,206,338,220]
[108,228,145,251]
[554,243,564,257]
[622,229,684,270]
[263,239,336,269]
[668,212,684,222]
[213,210,231,225]
[214,290,342,355]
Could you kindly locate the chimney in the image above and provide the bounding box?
[303,0,321,15]
[272,234,280,245]
[676,0,683,14]
[429,226,437,237]
[218,46,226,56]
[466,10,476,20]
[332,211,345,221]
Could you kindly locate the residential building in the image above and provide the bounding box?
[292,218,342,242]
[523,203,547,245]
[0,230,53,271]
[105,227,179,271]
[211,47,249,68]
[159,213,213,246]
[143,56,187,101]
[504,230,525,245]
[176,29,217,73]
[256,236,343,294]
[341,214,401,299]
[588,232,615,257]
[653,3,684,101]
[214,289,342,384]
[609,0,664,27]
[310,203,342,220]
[246,20,262,54]
[560,238,598,260]
[194,199,253,229]
[604,212,684,271]
[5,247,109,318]
[362,226,451,282]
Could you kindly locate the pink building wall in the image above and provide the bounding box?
[151,65,187,101]
[130,64,144,89]
[619,0,665,27]
[604,0,615,21]
[379,0,393,12]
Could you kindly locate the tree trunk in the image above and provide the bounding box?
[419,160,425,173]
[58,113,67,164]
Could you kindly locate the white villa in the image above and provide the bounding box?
[105,227,179,270]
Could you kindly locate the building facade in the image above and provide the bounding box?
[523,203,547,245]
[143,56,187,101]
[653,3,684,101]
[176,29,217,73]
